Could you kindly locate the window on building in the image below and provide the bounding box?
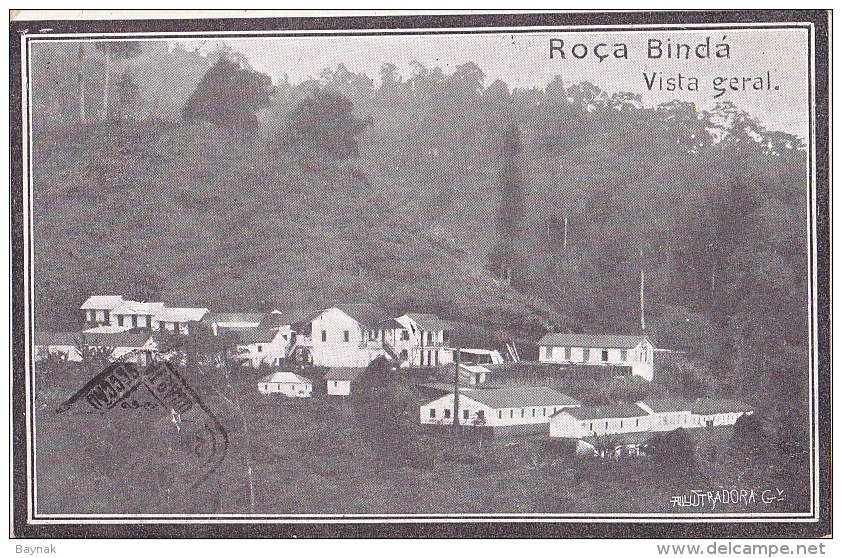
[444,409,451,419]
[621,349,627,361]
[257,345,262,352]
[430,409,436,418]
[510,410,514,418]
[401,330,409,341]
[543,408,547,417]
[565,347,571,360]
[321,330,327,342]
[463,409,469,420]
[428,332,434,344]
[521,409,525,418]
[334,381,338,387]
[477,410,484,420]
[343,330,350,342]
[499,411,502,419]
[589,423,593,431]
[117,315,124,326]
[546,346,554,359]
[635,419,639,427]
[601,350,609,361]
[605,422,608,429]
[583,348,590,361]
[620,420,623,428]
[532,408,536,417]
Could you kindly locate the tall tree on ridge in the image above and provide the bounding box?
[491,123,526,285]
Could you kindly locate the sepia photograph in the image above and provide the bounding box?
[9,9,830,538]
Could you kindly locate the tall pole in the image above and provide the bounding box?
[453,346,460,434]
[563,215,568,249]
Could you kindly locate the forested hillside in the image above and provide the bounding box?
[30,42,809,408]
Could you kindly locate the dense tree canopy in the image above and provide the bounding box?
[29,44,810,413]
[285,89,373,159]
[182,57,274,136]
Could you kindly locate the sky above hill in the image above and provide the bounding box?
[175,26,810,139]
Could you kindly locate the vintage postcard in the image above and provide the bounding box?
[9,10,830,537]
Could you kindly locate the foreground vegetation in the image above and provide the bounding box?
[33,358,810,515]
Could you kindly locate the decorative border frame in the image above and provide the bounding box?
[9,10,831,538]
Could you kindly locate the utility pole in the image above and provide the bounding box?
[563,215,568,249]
[453,346,461,434]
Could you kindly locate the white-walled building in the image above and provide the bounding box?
[550,404,653,439]
[385,313,454,367]
[236,327,291,367]
[285,304,391,368]
[420,387,581,435]
[325,367,367,396]
[550,397,755,446]
[34,331,158,366]
[258,372,313,397]
[110,301,166,329]
[537,333,655,381]
[203,312,265,336]
[440,362,491,385]
[80,295,127,325]
[152,307,209,334]
[636,397,694,431]
[691,398,754,427]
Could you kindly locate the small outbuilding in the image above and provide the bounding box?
[325,367,367,396]
[258,372,313,398]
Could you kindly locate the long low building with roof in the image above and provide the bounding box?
[34,330,158,365]
[257,371,313,398]
[691,398,755,427]
[420,386,581,436]
[202,312,265,335]
[550,403,652,439]
[537,333,655,381]
[550,396,755,446]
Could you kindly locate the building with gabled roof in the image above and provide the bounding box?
[282,304,392,368]
[109,301,166,329]
[550,403,652,439]
[334,303,391,329]
[691,398,754,427]
[235,327,291,368]
[440,362,491,385]
[258,371,312,398]
[203,312,265,335]
[420,386,580,436]
[537,333,655,381]
[34,330,157,365]
[80,295,127,325]
[325,367,368,396]
[383,312,457,368]
[636,396,694,431]
[152,307,209,334]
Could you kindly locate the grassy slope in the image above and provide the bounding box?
[34,363,809,515]
[32,120,567,335]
